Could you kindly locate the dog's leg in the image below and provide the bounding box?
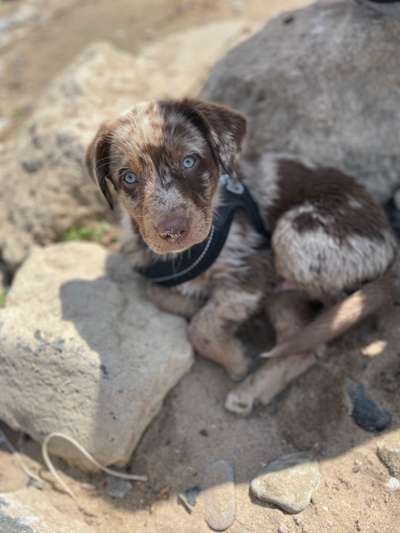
[225,290,318,415]
[188,286,262,381]
[225,353,317,416]
[147,285,203,319]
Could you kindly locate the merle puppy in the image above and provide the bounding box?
[86,99,397,415]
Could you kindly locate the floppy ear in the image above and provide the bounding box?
[177,98,247,174]
[85,122,115,209]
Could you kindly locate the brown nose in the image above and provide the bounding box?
[157,216,190,242]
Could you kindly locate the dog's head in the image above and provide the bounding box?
[86,99,246,254]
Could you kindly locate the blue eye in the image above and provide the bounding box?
[182,156,196,169]
[123,172,137,185]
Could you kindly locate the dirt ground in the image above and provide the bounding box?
[0,0,308,141]
[1,1,400,532]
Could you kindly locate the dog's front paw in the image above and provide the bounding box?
[225,388,255,416]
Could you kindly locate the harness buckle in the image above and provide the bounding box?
[220,174,245,195]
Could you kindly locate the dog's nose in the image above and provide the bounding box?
[157,216,190,241]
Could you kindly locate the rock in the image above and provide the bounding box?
[0,496,38,533]
[345,379,392,432]
[0,491,92,533]
[202,0,400,202]
[203,460,235,531]
[386,477,400,492]
[377,431,400,477]
[178,485,201,513]
[355,0,400,17]
[0,20,252,270]
[360,340,387,359]
[0,1,47,49]
[0,242,193,470]
[105,476,132,499]
[250,452,320,514]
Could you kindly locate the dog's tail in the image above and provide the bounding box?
[261,271,394,359]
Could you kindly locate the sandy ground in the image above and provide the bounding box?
[0,0,308,140]
[1,1,400,532]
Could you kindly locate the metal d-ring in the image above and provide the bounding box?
[220,174,245,195]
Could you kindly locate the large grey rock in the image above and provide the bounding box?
[250,452,320,514]
[202,0,400,202]
[0,21,252,269]
[0,242,193,470]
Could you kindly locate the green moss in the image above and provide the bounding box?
[61,223,109,243]
[0,289,7,308]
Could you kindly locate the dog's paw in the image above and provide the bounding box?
[225,389,255,416]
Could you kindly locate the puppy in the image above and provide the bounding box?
[86,98,397,415]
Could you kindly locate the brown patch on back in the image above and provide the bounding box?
[267,160,391,242]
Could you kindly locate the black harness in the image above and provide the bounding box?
[138,174,271,287]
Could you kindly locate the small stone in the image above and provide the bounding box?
[352,460,362,474]
[377,432,400,478]
[360,340,387,358]
[105,476,132,499]
[278,526,290,533]
[21,158,43,173]
[203,460,235,531]
[184,486,200,507]
[250,452,320,514]
[293,516,303,527]
[386,477,400,492]
[178,486,201,513]
[345,379,392,432]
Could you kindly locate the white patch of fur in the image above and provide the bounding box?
[273,208,397,296]
[242,152,318,214]
[243,154,280,212]
[348,198,364,209]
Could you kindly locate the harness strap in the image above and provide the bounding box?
[137,175,271,287]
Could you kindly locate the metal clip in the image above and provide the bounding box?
[220,174,245,195]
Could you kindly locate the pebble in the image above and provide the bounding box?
[278,526,290,533]
[386,477,400,492]
[21,158,43,173]
[178,486,201,513]
[250,452,320,514]
[345,379,392,432]
[377,432,400,478]
[203,460,235,531]
[360,340,387,358]
[105,476,132,499]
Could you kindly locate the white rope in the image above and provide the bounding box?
[41,432,147,514]
[0,429,43,487]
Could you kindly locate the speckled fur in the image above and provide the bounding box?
[86,98,398,413]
